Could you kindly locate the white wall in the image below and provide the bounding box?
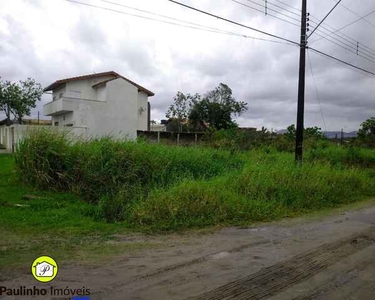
[52,84,66,100]
[0,125,88,152]
[137,91,149,131]
[45,76,151,140]
[65,75,115,100]
[89,78,139,139]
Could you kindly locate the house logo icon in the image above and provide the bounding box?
[31,256,58,282]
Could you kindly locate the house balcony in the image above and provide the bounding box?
[44,97,76,116]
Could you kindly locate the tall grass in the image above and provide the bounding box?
[131,154,375,230]
[307,146,375,168]
[14,129,375,230]
[15,129,243,202]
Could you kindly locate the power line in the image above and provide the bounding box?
[308,47,375,76]
[242,0,301,23]
[168,0,300,45]
[259,0,375,59]
[233,0,300,28]
[272,0,301,13]
[100,0,230,32]
[310,9,375,45]
[265,0,301,18]
[309,18,375,57]
[66,0,294,46]
[310,16,375,54]
[309,26,375,64]
[335,1,375,28]
[308,0,342,39]
[307,50,327,133]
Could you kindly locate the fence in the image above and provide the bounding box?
[0,125,88,152]
[137,130,206,145]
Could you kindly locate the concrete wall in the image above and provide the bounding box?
[0,125,88,152]
[137,130,205,145]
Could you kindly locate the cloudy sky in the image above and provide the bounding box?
[1,0,374,131]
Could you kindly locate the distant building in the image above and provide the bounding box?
[150,124,166,132]
[43,71,154,139]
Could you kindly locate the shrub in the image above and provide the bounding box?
[130,153,375,230]
[130,178,287,230]
[14,128,75,189]
[15,129,375,230]
[15,129,244,202]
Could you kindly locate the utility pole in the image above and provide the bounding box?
[295,0,308,163]
[340,128,344,145]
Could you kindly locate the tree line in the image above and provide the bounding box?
[0,78,43,124]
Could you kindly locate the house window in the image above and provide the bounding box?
[54,122,59,126]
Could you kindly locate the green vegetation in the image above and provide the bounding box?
[0,77,43,124]
[165,83,247,132]
[2,128,375,272]
[0,153,156,276]
[10,129,375,230]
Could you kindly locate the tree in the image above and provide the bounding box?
[358,117,375,140]
[285,124,325,140]
[0,78,43,124]
[166,92,199,132]
[189,83,247,131]
[0,80,18,121]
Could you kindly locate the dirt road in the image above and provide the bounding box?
[2,204,375,299]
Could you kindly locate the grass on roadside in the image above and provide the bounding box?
[0,154,145,277]
[2,128,375,274]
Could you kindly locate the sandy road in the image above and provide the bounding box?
[2,203,375,300]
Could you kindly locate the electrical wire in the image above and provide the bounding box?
[307,0,342,39]
[235,0,375,62]
[335,1,375,28]
[272,0,301,13]
[310,23,375,61]
[168,0,300,46]
[312,31,375,65]
[308,47,375,77]
[310,9,375,46]
[233,0,300,28]
[307,50,327,133]
[66,0,295,46]
[309,16,375,57]
[242,0,301,23]
[265,0,301,18]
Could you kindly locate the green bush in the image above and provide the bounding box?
[130,178,286,230]
[14,129,375,228]
[14,128,75,189]
[15,129,244,203]
[130,153,375,230]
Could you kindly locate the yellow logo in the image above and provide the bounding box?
[31,256,58,283]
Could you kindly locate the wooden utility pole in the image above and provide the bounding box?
[295,0,308,163]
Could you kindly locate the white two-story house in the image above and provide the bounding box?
[43,71,154,139]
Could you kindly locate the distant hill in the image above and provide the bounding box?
[276,130,357,139]
[324,131,357,139]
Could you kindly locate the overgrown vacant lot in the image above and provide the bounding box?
[1,129,375,271]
